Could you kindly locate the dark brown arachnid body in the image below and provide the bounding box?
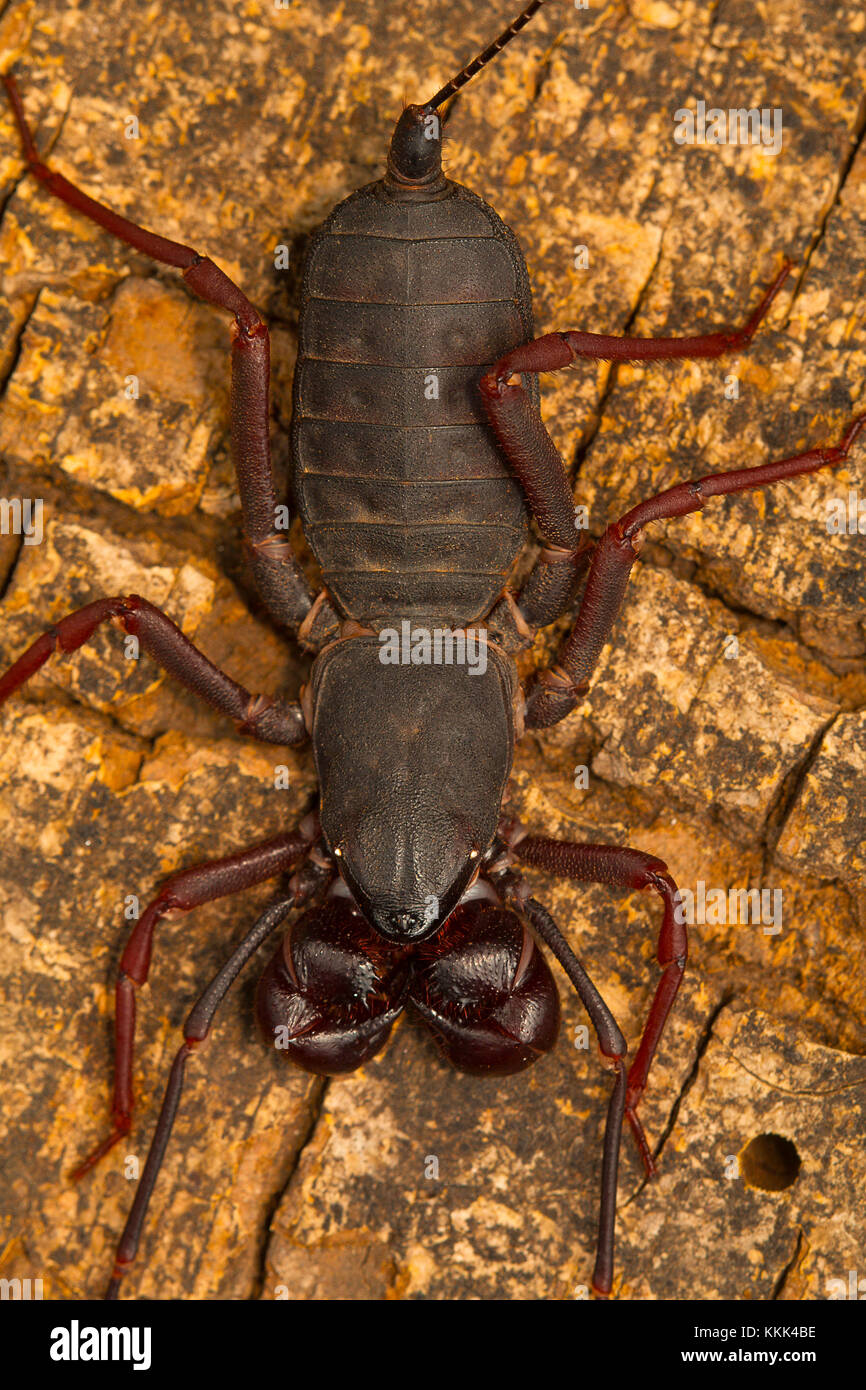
[1,0,862,1298]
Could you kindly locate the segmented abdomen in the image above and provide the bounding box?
[292,180,534,626]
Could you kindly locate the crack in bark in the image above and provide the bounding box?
[759,711,839,883]
[621,989,734,1210]
[568,221,667,490]
[216,1065,327,1303]
[785,90,866,317]
[253,1072,329,1300]
[727,1053,866,1100]
[771,1227,805,1300]
[0,152,30,230]
[0,286,39,403]
[0,683,155,756]
[526,584,846,851]
[528,30,565,108]
[650,990,733,1170]
[565,0,733,491]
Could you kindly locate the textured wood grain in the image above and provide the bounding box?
[0,0,864,1302]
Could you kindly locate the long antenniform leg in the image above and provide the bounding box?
[3,73,324,637]
[72,824,317,1179]
[498,834,684,1296]
[105,891,301,1299]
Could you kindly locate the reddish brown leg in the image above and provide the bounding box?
[105,890,301,1298]
[480,262,791,551]
[506,833,686,1185]
[496,836,684,1297]
[72,824,316,1181]
[525,413,866,727]
[0,592,307,742]
[3,73,320,634]
[494,828,683,1298]
[487,260,792,387]
[481,264,791,630]
[516,542,593,629]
